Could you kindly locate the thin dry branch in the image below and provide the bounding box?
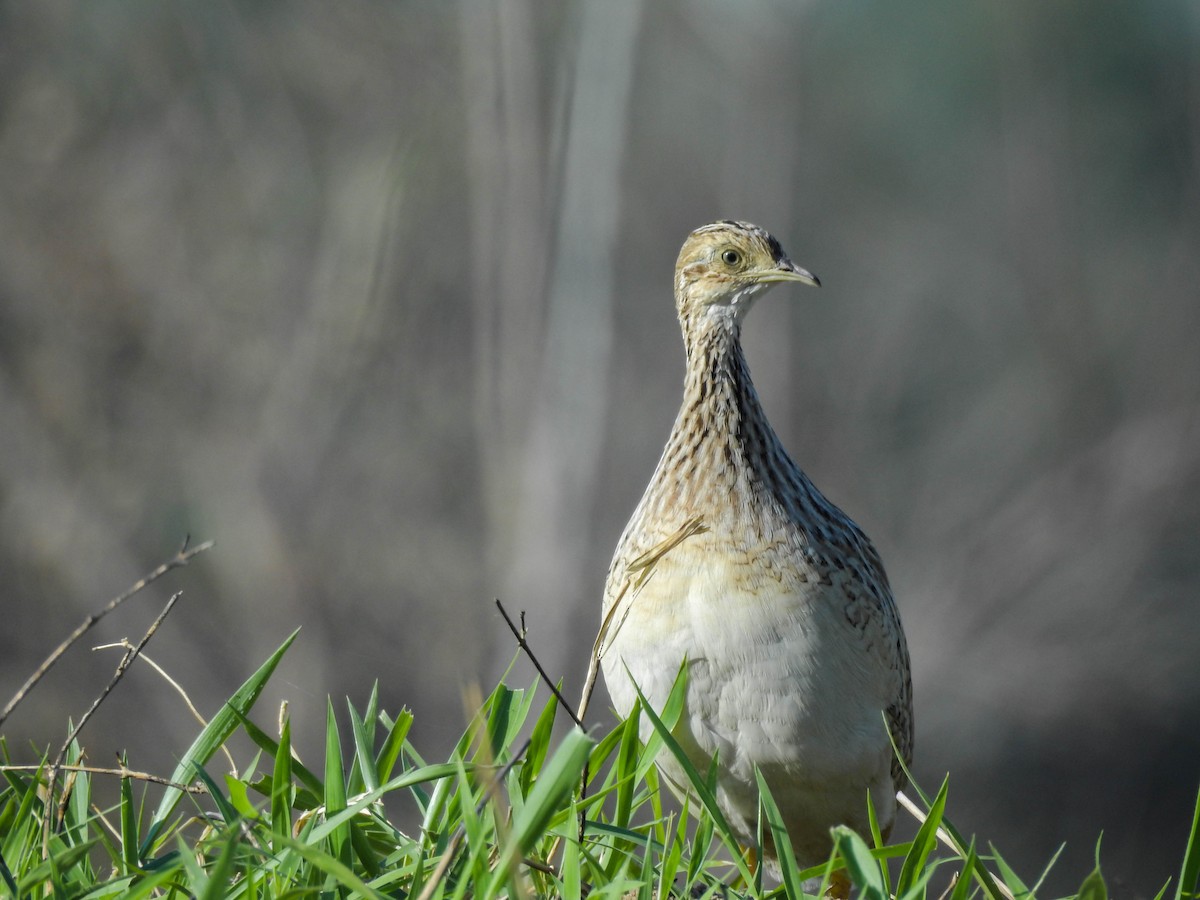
[494,599,583,728]
[44,587,185,849]
[495,597,594,850]
[0,536,213,728]
[578,516,707,721]
[54,591,183,773]
[0,764,206,793]
[896,790,1017,900]
[92,641,239,777]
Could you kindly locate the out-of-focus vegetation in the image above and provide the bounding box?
[0,2,1196,895]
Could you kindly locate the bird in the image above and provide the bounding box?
[596,220,912,893]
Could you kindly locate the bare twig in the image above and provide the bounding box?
[578,516,707,721]
[92,641,239,777]
[574,522,708,847]
[495,598,596,851]
[89,801,123,844]
[897,790,1017,900]
[896,790,958,855]
[494,599,584,729]
[521,856,555,876]
[576,599,614,724]
[0,763,205,793]
[45,588,184,847]
[0,536,213,728]
[55,591,183,772]
[934,872,960,900]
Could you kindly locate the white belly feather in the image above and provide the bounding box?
[599,549,897,863]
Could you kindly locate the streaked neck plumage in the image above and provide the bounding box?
[642,310,811,527]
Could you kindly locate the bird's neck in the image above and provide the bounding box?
[682,318,780,465]
[645,318,798,515]
[625,313,853,556]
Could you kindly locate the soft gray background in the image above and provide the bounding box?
[2,2,1198,895]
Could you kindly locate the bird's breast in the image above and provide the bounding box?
[601,527,887,760]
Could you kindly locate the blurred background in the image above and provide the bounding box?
[1,1,1198,894]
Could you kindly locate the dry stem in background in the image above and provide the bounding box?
[0,536,213,728]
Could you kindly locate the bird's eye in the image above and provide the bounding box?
[721,249,741,266]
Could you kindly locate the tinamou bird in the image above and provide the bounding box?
[597,220,912,894]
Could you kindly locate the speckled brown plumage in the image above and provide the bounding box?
[598,221,912,883]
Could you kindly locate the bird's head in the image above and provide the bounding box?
[674,220,819,329]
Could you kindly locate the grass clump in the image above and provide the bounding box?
[1,565,1199,897]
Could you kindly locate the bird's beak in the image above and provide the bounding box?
[755,258,821,288]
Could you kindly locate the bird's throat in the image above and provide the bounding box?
[651,320,795,515]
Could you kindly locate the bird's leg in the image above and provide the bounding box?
[827,868,852,899]
[742,843,759,876]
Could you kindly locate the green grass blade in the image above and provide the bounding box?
[348,700,380,794]
[420,764,457,840]
[686,794,714,888]
[349,819,383,879]
[1026,842,1066,898]
[270,830,388,899]
[520,691,560,794]
[512,726,592,849]
[237,711,324,801]
[225,773,258,820]
[16,841,98,895]
[899,768,1006,900]
[1078,865,1108,900]
[173,833,207,891]
[561,798,582,900]
[0,851,17,897]
[865,789,892,898]
[145,628,299,849]
[949,839,979,900]
[101,860,186,900]
[456,759,489,893]
[1176,781,1200,900]
[271,716,294,839]
[323,698,350,863]
[631,664,687,785]
[63,740,91,848]
[482,683,519,760]
[3,762,44,867]
[626,670,758,888]
[361,682,380,755]
[306,762,463,845]
[660,810,685,898]
[897,775,948,895]
[614,700,641,829]
[119,766,138,873]
[989,842,1030,896]
[487,727,593,895]
[585,722,626,777]
[833,825,887,900]
[375,708,413,784]
[197,828,239,900]
[638,829,654,900]
[754,768,803,900]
